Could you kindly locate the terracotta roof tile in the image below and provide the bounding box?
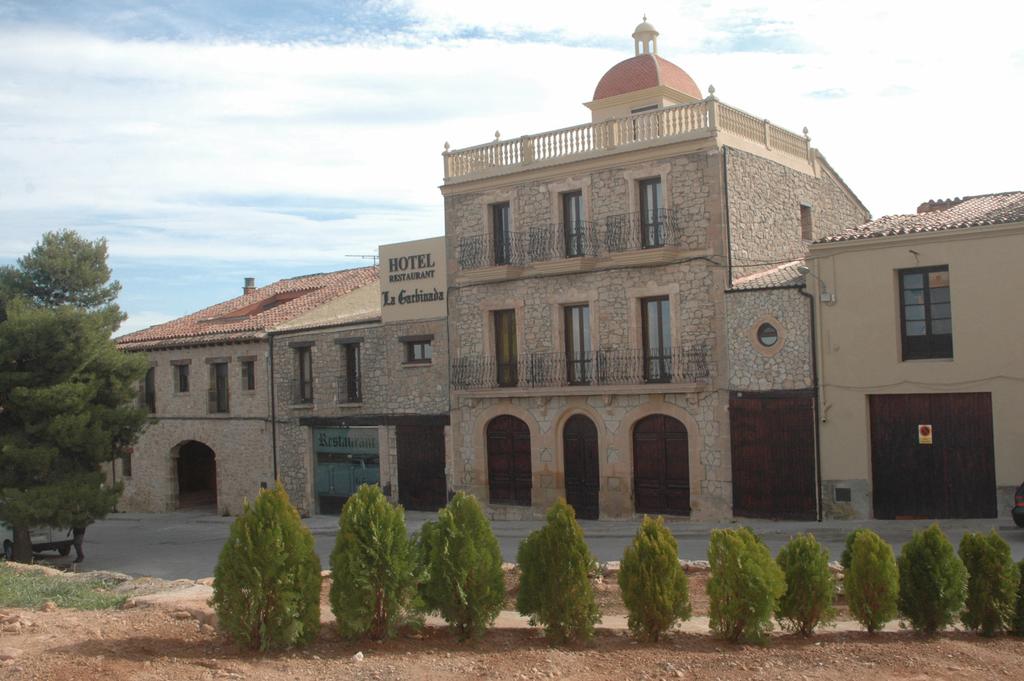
[116,266,379,351]
[593,54,701,101]
[818,191,1024,244]
[730,260,806,291]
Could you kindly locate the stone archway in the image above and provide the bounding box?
[175,440,217,510]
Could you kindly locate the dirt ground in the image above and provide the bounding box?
[3,565,1023,681]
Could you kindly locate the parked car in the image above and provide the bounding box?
[1,523,73,560]
[1014,483,1024,528]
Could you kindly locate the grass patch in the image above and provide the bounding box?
[0,564,126,610]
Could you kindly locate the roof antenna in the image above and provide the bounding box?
[345,254,379,266]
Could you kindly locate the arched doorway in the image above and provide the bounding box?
[486,415,532,506]
[563,414,600,520]
[176,441,217,509]
[633,415,690,515]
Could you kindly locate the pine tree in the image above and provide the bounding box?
[619,515,691,641]
[0,230,148,562]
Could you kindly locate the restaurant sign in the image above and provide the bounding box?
[379,236,447,323]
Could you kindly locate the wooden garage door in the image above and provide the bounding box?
[633,415,690,516]
[730,391,817,520]
[870,393,995,519]
[487,415,532,506]
[396,424,447,512]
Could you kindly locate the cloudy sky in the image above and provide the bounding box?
[1,0,1021,334]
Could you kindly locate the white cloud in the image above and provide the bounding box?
[0,0,1021,325]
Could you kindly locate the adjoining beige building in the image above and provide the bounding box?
[115,267,378,514]
[442,20,869,520]
[808,191,1024,520]
[272,237,451,516]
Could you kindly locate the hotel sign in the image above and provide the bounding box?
[379,236,447,323]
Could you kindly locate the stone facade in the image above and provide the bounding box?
[272,317,449,515]
[725,147,870,280]
[725,287,812,392]
[117,341,274,514]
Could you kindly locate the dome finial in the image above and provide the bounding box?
[632,16,659,56]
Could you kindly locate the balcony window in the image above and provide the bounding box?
[564,304,591,385]
[174,363,189,393]
[899,266,953,360]
[296,346,313,404]
[208,362,229,413]
[343,343,362,402]
[143,367,156,413]
[492,202,511,265]
[240,359,255,391]
[641,296,672,382]
[562,191,585,257]
[494,309,518,387]
[639,178,664,248]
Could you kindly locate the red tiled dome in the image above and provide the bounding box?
[593,54,701,101]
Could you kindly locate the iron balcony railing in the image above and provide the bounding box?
[457,210,683,270]
[451,346,710,390]
[335,374,363,404]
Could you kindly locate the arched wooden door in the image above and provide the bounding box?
[633,415,690,515]
[487,415,532,506]
[563,414,600,520]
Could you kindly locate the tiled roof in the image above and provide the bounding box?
[730,260,806,291]
[593,54,702,101]
[818,191,1024,244]
[116,266,379,351]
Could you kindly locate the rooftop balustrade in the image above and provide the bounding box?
[442,96,812,184]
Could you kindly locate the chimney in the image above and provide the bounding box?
[243,277,256,295]
[917,197,965,214]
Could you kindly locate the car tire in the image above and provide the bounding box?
[58,543,72,557]
[2,540,11,561]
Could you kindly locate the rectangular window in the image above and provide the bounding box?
[405,340,432,364]
[241,360,256,391]
[899,266,953,360]
[492,202,511,265]
[562,191,585,257]
[143,367,156,413]
[208,362,229,413]
[800,204,813,241]
[174,364,189,393]
[296,347,313,403]
[493,309,518,387]
[641,296,672,382]
[344,343,362,402]
[564,304,591,385]
[639,178,664,248]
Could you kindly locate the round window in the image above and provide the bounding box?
[756,322,779,348]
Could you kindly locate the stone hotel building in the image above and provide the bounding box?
[441,21,868,520]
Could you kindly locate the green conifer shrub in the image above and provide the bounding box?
[516,499,599,643]
[707,527,786,644]
[897,524,967,634]
[840,528,868,572]
[958,531,1019,636]
[775,533,836,636]
[418,492,505,641]
[329,484,419,640]
[845,529,899,633]
[1013,560,1024,636]
[211,483,321,651]
[618,515,691,641]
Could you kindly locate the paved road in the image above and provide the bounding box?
[39,510,1024,580]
